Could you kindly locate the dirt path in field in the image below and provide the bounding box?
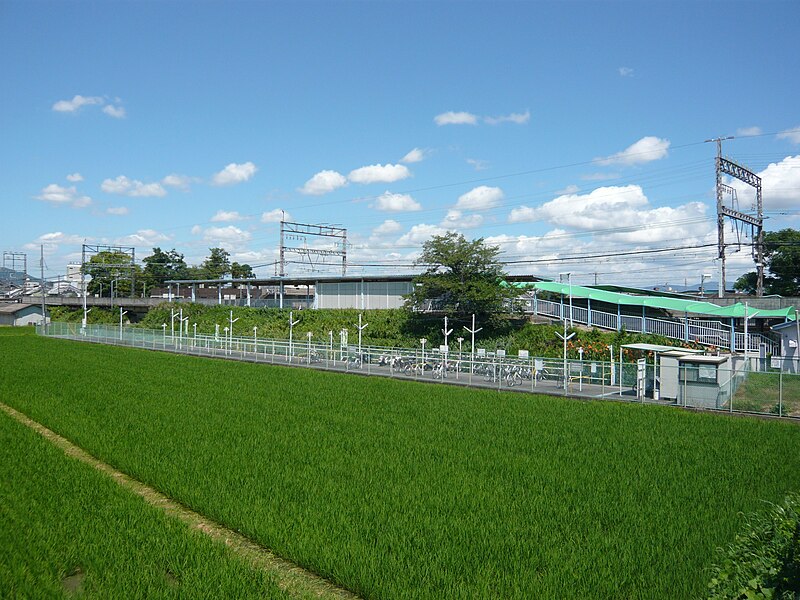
[0,402,361,600]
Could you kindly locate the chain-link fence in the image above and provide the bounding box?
[38,322,799,419]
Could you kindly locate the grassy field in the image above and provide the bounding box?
[2,327,800,598]
[733,371,800,416]
[0,401,289,599]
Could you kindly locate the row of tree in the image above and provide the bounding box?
[84,247,255,297]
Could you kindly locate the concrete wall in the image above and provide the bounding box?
[712,296,800,310]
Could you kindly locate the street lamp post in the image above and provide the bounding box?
[82,307,92,333]
[555,318,575,391]
[288,311,300,362]
[119,307,128,341]
[463,314,482,374]
[456,336,464,379]
[356,313,368,367]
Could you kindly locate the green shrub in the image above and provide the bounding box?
[708,494,800,599]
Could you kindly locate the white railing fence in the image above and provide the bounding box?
[524,298,779,355]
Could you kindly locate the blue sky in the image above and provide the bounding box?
[2,0,799,289]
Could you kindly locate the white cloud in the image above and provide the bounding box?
[102,105,126,118]
[736,126,762,137]
[728,155,800,210]
[101,175,167,197]
[107,207,129,215]
[556,184,580,195]
[191,225,202,235]
[115,229,171,246]
[52,95,103,113]
[434,111,478,126]
[509,185,647,225]
[466,158,489,171]
[261,209,290,223]
[508,184,710,243]
[440,209,484,229]
[455,185,504,211]
[72,196,92,208]
[596,136,670,166]
[66,173,83,182]
[348,163,411,184]
[372,191,422,212]
[161,174,192,190]
[777,127,800,144]
[400,148,427,164]
[397,223,449,246]
[300,169,348,195]
[618,67,634,77]
[200,226,252,250]
[212,162,257,186]
[211,210,247,222]
[508,205,537,224]
[372,220,402,236]
[35,184,92,208]
[484,110,530,125]
[25,231,88,255]
[52,95,125,118]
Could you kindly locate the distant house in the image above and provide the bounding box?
[0,303,47,326]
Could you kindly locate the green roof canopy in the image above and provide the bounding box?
[511,281,796,320]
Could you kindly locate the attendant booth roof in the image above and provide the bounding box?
[621,343,704,354]
[511,281,797,321]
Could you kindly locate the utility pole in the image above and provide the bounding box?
[706,136,764,297]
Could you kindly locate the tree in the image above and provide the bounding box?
[734,229,800,295]
[404,232,522,327]
[142,247,188,289]
[201,247,231,279]
[83,250,142,297]
[231,262,254,279]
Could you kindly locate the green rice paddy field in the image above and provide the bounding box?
[2,327,800,599]
[0,391,289,599]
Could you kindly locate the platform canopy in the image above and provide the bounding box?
[510,281,796,321]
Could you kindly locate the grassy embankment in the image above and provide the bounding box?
[2,328,799,598]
